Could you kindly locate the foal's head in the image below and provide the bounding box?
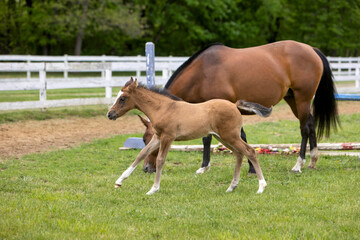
[107,77,138,120]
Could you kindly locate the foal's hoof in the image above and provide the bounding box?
[308,165,317,170]
[146,187,159,195]
[291,169,302,173]
[257,180,267,194]
[114,184,121,188]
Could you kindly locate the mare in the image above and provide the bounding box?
[107,78,272,195]
[142,40,340,174]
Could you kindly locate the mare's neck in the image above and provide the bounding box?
[133,88,173,122]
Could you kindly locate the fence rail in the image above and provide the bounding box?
[0,55,359,111]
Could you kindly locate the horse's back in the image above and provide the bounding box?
[168,40,323,108]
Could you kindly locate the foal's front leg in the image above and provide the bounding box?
[115,136,159,188]
[146,136,174,195]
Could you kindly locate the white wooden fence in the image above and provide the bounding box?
[0,55,187,110]
[0,55,359,110]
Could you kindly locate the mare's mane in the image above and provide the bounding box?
[137,83,182,101]
[164,43,224,89]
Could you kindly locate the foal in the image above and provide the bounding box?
[107,78,272,195]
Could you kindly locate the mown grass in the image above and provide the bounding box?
[0,87,123,103]
[1,131,360,239]
[0,98,359,239]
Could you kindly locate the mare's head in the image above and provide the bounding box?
[138,115,157,173]
[107,77,138,120]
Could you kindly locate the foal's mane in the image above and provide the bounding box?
[164,43,224,89]
[137,84,182,101]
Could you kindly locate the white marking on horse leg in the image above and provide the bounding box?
[308,147,318,169]
[291,156,306,173]
[114,166,136,187]
[146,185,160,195]
[257,179,267,194]
[195,163,211,174]
[226,179,239,192]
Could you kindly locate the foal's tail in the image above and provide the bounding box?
[312,48,340,139]
[236,100,272,117]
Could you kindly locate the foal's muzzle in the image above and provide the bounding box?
[107,110,117,120]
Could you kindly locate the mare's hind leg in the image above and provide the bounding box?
[241,128,256,174]
[214,135,266,194]
[285,94,318,172]
[196,135,212,174]
[115,136,160,188]
[307,115,318,169]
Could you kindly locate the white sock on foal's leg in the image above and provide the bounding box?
[146,185,160,195]
[226,179,239,192]
[257,179,267,194]
[114,166,136,188]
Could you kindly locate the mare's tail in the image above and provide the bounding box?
[236,100,272,117]
[312,48,340,139]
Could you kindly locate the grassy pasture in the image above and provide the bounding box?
[1,119,360,239]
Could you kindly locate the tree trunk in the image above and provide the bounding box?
[75,31,84,56]
[74,0,89,56]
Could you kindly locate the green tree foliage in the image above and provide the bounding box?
[0,0,359,56]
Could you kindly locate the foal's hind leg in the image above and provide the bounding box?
[115,136,160,188]
[226,151,244,192]
[214,134,266,194]
[146,135,174,195]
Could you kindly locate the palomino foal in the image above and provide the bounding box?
[107,78,272,195]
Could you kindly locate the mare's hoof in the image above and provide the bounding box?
[308,165,317,170]
[195,165,211,174]
[114,184,121,188]
[291,169,302,173]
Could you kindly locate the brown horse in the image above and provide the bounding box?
[142,40,340,174]
[107,78,272,195]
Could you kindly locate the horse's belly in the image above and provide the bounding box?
[173,104,212,141]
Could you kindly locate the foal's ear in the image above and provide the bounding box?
[128,78,138,92]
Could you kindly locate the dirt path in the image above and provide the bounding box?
[1,101,360,159]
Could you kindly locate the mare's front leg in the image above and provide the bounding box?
[196,135,212,174]
[146,135,174,195]
[115,136,160,188]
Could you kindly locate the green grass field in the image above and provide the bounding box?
[1,113,360,239]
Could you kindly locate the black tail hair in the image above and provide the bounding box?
[237,100,272,117]
[312,48,340,139]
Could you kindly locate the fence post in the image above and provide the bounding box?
[146,42,155,88]
[101,54,106,79]
[136,55,141,79]
[105,68,112,100]
[27,55,31,79]
[356,67,360,88]
[64,54,68,79]
[39,69,47,110]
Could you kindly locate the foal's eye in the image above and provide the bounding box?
[119,97,126,102]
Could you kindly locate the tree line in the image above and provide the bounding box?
[1,0,359,56]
